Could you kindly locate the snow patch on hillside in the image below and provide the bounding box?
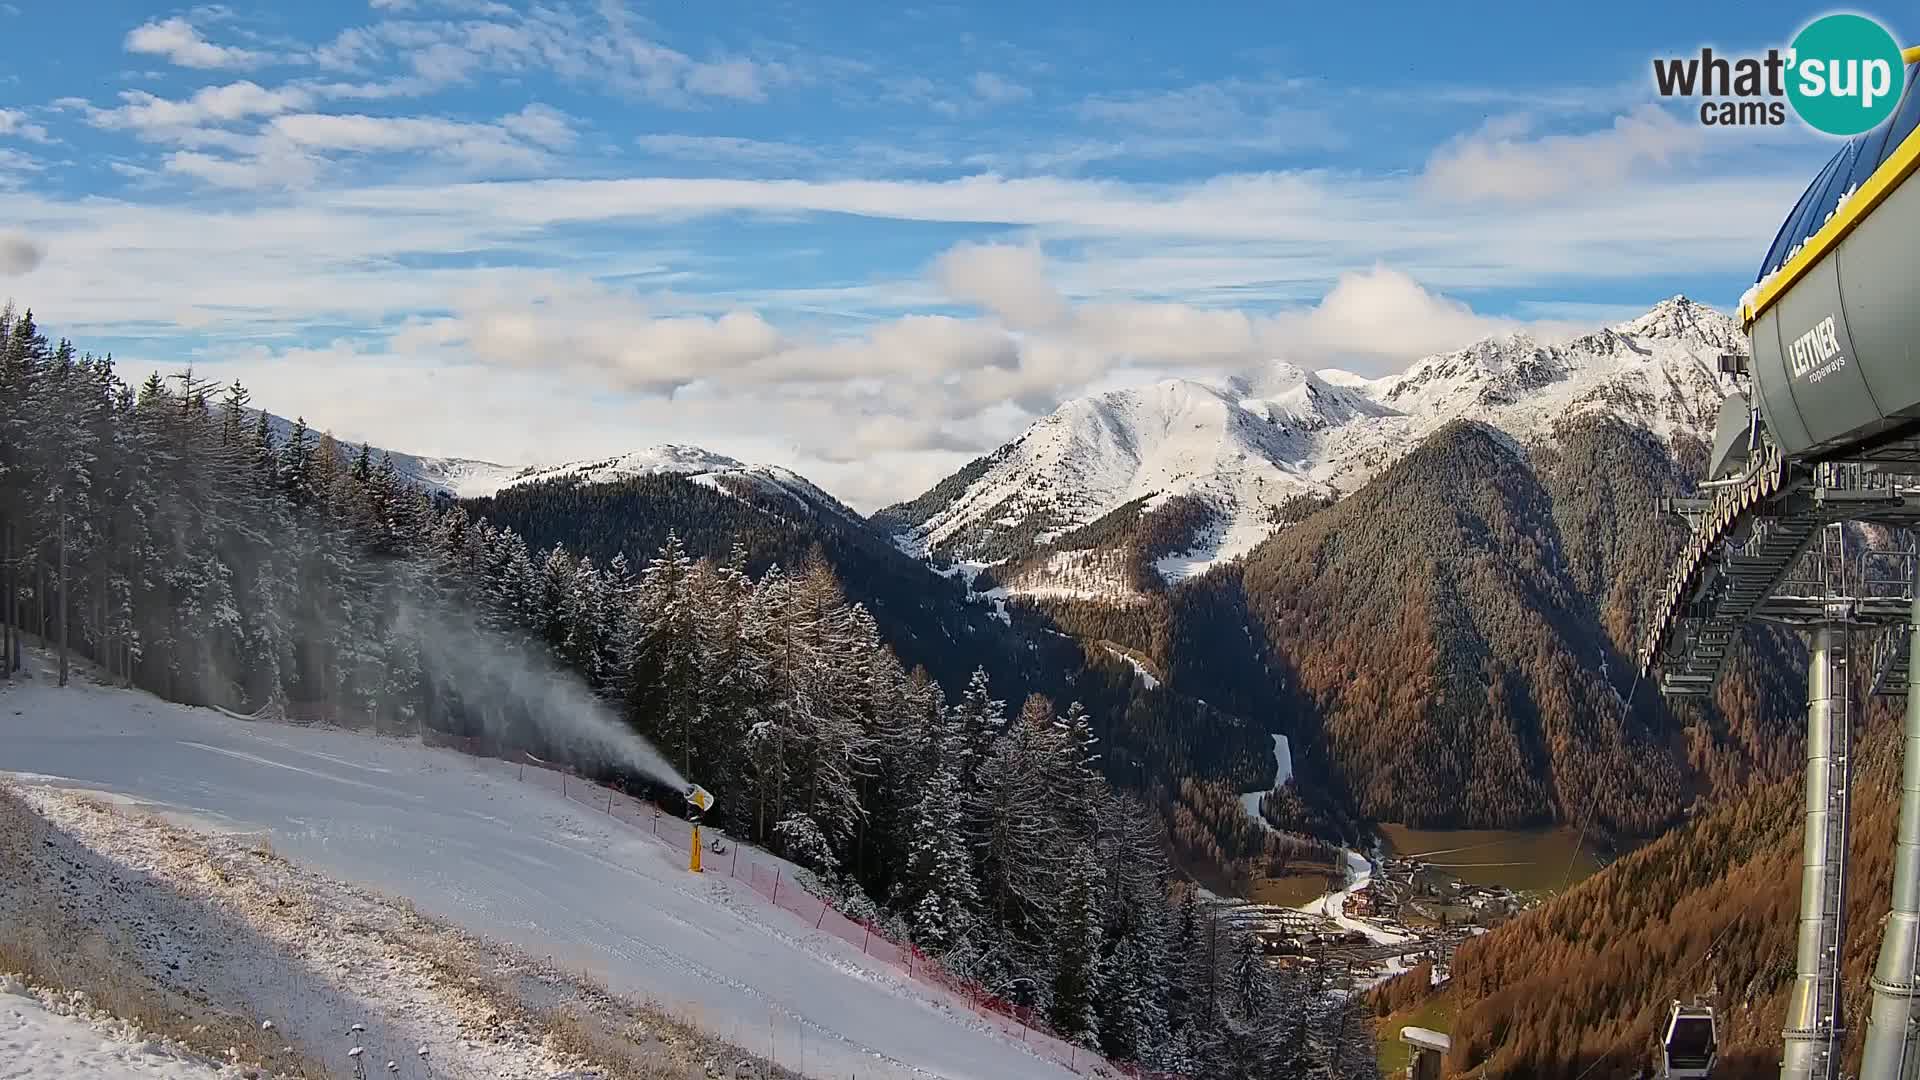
[0,978,232,1080]
[1237,734,1292,829]
[1152,511,1272,583]
[1104,646,1160,690]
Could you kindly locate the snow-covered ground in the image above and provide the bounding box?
[0,976,231,1080]
[1237,734,1292,828]
[1295,849,1414,947]
[6,774,674,1080]
[1227,735,1414,948]
[0,670,1081,1080]
[1104,645,1161,690]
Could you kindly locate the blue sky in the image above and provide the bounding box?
[0,1,1897,506]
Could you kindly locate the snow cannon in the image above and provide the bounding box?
[683,783,715,873]
[684,783,714,816]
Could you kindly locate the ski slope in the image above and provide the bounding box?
[0,675,1081,1080]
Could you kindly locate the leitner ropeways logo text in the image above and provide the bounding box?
[1653,12,1906,135]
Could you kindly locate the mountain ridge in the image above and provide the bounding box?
[280,295,1737,590]
[881,296,1741,590]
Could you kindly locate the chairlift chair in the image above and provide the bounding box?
[1660,1001,1718,1079]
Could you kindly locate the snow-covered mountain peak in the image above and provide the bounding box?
[886,297,1744,589]
[492,445,746,492]
[1375,331,1567,415]
[1313,368,1378,391]
[1614,294,1743,350]
[883,374,1327,570]
[1245,362,1398,432]
[630,444,749,473]
[478,444,863,526]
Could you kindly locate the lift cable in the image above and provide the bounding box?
[1559,660,1647,895]
[1568,916,1740,1080]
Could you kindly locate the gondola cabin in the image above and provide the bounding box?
[1660,1002,1717,1079]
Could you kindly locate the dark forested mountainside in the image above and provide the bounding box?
[1027,415,1807,844]
[1162,777,1339,887]
[1230,419,1684,835]
[464,472,1279,805]
[0,306,1381,1076]
[467,471,1045,696]
[1530,417,1699,658]
[1531,416,1808,791]
[1448,695,1906,1079]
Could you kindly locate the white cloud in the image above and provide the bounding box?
[1075,77,1317,133]
[970,72,1031,106]
[367,0,514,14]
[308,4,797,106]
[169,336,964,511]
[309,27,386,74]
[274,112,463,151]
[874,72,1031,119]
[634,134,821,168]
[0,45,1808,507]
[0,109,49,143]
[426,277,785,394]
[241,108,569,175]
[1070,301,1264,365]
[1079,83,1251,132]
[162,144,321,190]
[934,242,1066,329]
[310,163,1791,296]
[499,103,576,150]
[393,244,1554,451]
[0,233,43,275]
[1261,266,1552,372]
[1421,105,1709,204]
[0,148,43,177]
[407,41,482,83]
[90,82,314,136]
[685,58,769,102]
[761,315,1020,383]
[124,17,268,70]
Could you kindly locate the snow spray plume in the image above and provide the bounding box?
[394,601,688,792]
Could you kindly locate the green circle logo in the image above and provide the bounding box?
[1788,14,1906,136]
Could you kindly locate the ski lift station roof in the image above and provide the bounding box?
[1741,49,1920,464]
[1753,59,1920,294]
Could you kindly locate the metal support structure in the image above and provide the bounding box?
[1783,526,1858,1080]
[1783,620,1854,1080]
[1862,574,1920,1080]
